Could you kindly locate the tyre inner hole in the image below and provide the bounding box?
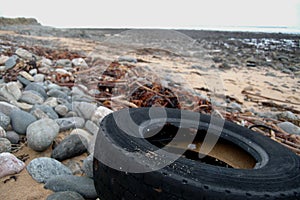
[144,123,257,169]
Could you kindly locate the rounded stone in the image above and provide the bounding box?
[27,118,59,151]
[10,109,36,135]
[0,152,25,178]
[20,90,45,105]
[25,83,47,99]
[26,157,72,183]
[5,131,19,144]
[46,191,85,200]
[0,112,10,130]
[278,122,300,135]
[0,138,11,153]
[55,117,85,131]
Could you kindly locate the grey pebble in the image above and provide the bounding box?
[47,89,69,100]
[31,105,58,119]
[55,117,85,131]
[46,191,85,200]
[82,154,93,178]
[20,90,45,105]
[0,101,20,116]
[26,157,72,183]
[0,138,11,153]
[25,83,47,99]
[17,75,31,86]
[85,120,99,135]
[10,109,36,135]
[51,134,87,161]
[44,175,98,199]
[277,122,300,135]
[72,101,97,120]
[5,131,19,144]
[54,104,69,116]
[27,118,59,151]
[5,55,18,70]
[0,112,10,130]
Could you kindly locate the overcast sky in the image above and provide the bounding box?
[1,0,300,28]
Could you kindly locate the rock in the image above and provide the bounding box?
[34,74,45,82]
[0,101,20,116]
[31,108,50,119]
[64,160,82,175]
[257,112,278,119]
[91,106,113,124]
[40,57,53,67]
[55,104,69,116]
[47,89,69,100]
[27,118,59,151]
[31,105,58,119]
[277,122,300,135]
[277,111,299,121]
[10,109,36,135]
[55,117,85,131]
[29,68,38,75]
[17,75,31,86]
[0,84,17,102]
[0,138,11,153]
[5,55,18,70]
[27,157,72,183]
[43,97,58,108]
[265,72,276,77]
[72,102,97,120]
[219,62,231,69]
[18,71,34,82]
[6,82,22,100]
[13,101,33,111]
[282,69,292,74]
[44,175,97,199]
[46,191,85,200]
[246,57,257,67]
[25,83,47,99]
[82,154,93,177]
[0,126,6,138]
[0,55,9,65]
[72,58,88,67]
[20,90,44,105]
[15,48,34,60]
[6,131,19,144]
[228,102,242,112]
[0,112,10,130]
[0,152,25,178]
[55,59,72,68]
[51,134,87,161]
[118,56,137,63]
[85,120,99,135]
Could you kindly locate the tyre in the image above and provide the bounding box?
[93,108,300,200]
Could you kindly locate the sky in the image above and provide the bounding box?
[1,0,300,28]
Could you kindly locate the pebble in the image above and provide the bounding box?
[277,111,299,121]
[228,102,242,112]
[31,105,58,119]
[13,101,33,111]
[91,106,113,124]
[43,97,58,107]
[72,101,97,120]
[40,57,53,67]
[0,84,17,102]
[26,157,72,183]
[15,48,34,60]
[0,112,10,130]
[0,55,9,65]
[6,131,19,144]
[10,109,36,135]
[82,154,93,177]
[55,104,69,116]
[72,58,88,67]
[257,112,278,119]
[0,152,25,178]
[85,120,99,135]
[20,90,45,105]
[0,126,6,137]
[29,68,38,75]
[55,59,72,68]
[34,74,45,82]
[44,175,98,199]
[55,117,85,131]
[118,56,137,63]
[27,118,59,151]
[19,71,34,82]
[47,89,69,100]
[5,55,18,70]
[277,122,300,135]
[0,101,20,116]
[25,83,47,99]
[17,75,31,86]
[65,160,83,175]
[46,191,85,200]
[6,82,22,101]
[0,138,11,153]
[51,134,87,161]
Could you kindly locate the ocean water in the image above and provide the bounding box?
[182,26,300,34]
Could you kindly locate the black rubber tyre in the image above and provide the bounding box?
[93,108,300,200]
